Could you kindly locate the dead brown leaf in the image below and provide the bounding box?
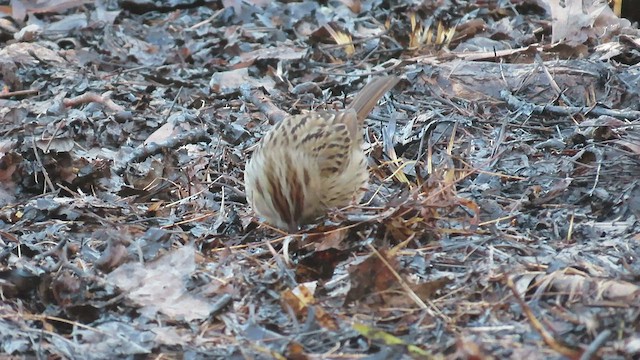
[547,0,630,45]
[345,249,397,305]
[280,282,338,331]
[106,246,213,322]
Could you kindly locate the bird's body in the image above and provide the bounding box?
[244,76,399,232]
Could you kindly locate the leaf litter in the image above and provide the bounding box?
[0,0,639,358]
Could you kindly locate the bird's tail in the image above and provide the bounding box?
[347,76,400,123]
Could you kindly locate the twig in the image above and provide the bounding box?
[210,293,233,314]
[112,129,210,175]
[264,238,297,286]
[367,243,435,314]
[313,59,404,77]
[506,276,582,358]
[42,119,66,153]
[534,53,573,107]
[579,329,611,360]
[30,136,55,193]
[189,8,225,30]
[240,85,288,123]
[63,92,124,112]
[164,86,183,124]
[588,161,602,196]
[0,89,39,98]
[32,238,68,261]
[501,90,640,120]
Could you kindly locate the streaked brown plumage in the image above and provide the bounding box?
[244,76,400,232]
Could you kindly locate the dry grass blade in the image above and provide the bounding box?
[324,24,355,57]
